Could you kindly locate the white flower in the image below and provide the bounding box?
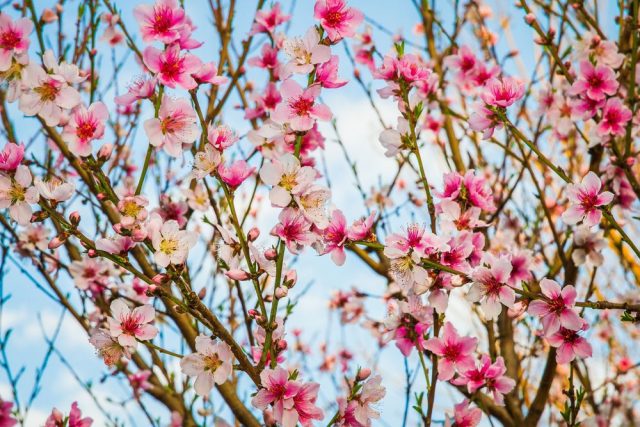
[184,183,210,211]
[35,177,75,201]
[260,153,316,207]
[180,334,234,396]
[378,117,410,157]
[150,218,197,267]
[0,165,39,225]
[572,225,606,267]
[282,27,331,76]
[191,144,221,180]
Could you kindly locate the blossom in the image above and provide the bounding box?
[62,102,109,157]
[562,171,613,227]
[44,402,92,427]
[192,62,228,86]
[206,124,238,151]
[282,27,331,76]
[0,13,32,72]
[217,160,255,188]
[260,153,316,207]
[570,60,619,101]
[378,117,409,157]
[251,367,324,427]
[144,97,199,157]
[0,143,23,172]
[294,185,331,227]
[452,355,515,406]
[481,77,524,107]
[316,55,347,88]
[68,258,110,291]
[19,51,83,126]
[108,298,158,348]
[528,279,582,336]
[271,207,316,253]
[180,334,234,396]
[468,254,514,320]
[547,321,593,364]
[0,398,16,427]
[596,97,632,137]
[114,75,156,105]
[142,45,201,90]
[272,80,331,131]
[321,210,349,265]
[0,165,38,225]
[191,144,221,180]
[150,218,197,267]
[423,322,477,381]
[249,2,290,35]
[89,328,130,366]
[314,0,363,42]
[572,225,606,267]
[35,177,75,202]
[469,104,501,139]
[336,375,385,426]
[449,400,482,427]
[134,0,186,44]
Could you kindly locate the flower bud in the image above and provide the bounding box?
[275,287,288,299]
[198,287,207,300]
[248,309,259,319]
[69,211,81,226]
[98,143,113,162]
[131,228,148,242]
[87,249,97,257]
[153,274,169,285]
[226,269,250,281]
[284,270,297,288]
[627,157,636,166]
[41,8,58,23]
[357,368,372,381]
[277,339,288,351]
[524,13,535,24]
[97,192,107,201]
[48,234,67,249]
[247,227,260,242]
[264,248,277,260]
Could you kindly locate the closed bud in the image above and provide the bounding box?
[98,143,113,161]
[69,211,81,226]
[48,234,67,249]
[153,274,169,285]
[264,247,277,260]
[225,269,250,281]
[277,339,288,351]
[41,8,58,23]
[248,309,259,319]
[131,228,147,241]
[627,157,635,166]
[198,287,207,300]
[524,13,535,24]
[97,192,107,201]
[284,270,297,288]
[247,227,260,241]
[275,287,288,299]
[30,211,49,223]
[87,249,97,257]
[357,367,372,381]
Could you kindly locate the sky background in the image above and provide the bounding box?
[0,0,623,426]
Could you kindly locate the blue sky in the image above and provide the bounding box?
[0,0,623,426]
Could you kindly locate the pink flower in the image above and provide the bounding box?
[452,355,515,406]
[562,171,613,227]
[282,28,331,76]
[272,80,332,131]
[316,55,347,88]
[144,97,199,157]
[107,298,158,348]
[547,322,593,364]
[528,278,582,335]
[128,370,152,397]
[321,209,349,265]
[251,367,324,427]
[314,0,363,42]
[469,104,502,139]
[347,211,375,241]
[0,13,32,72]
[142,45,201,90]
[207,124,238,151]
[450,400,482,427]
[192,62,228,86]
[89,328,130,366]
[115,75,156,105]
[62,102,109,157]
[180,334,234,396]
[149,217,197,267]
[0,398,16,427]
[217,160,255,188]
[481,77,524,108]
[249,2,290,35]
[260,153,315,207]
[424,322,477,381]
[0,143,24,171]
[468,254,514,320]
[45,402,92,427]
[0,165,38,225]
[133,0,186,44]
[570,60,618,101]
[596,97,632,137]
[463,170,496,212]
[271,207,316,254]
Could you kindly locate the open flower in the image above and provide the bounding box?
[143,45,201,90]
[468,254,514,320]
[0,13,32,72]
[596,97,632,137]
[271,207,316,253]
[0,143,24,172]
[272,80,331,131]
[547,321,592,364]
[260,153,316,207]
[282,27,331,76]
[62,102,109,157]
[528,278,582,335]
[452,355,515,406]
[217,160,255,188]
[0,165,38,225]
[562,171,613,227]
[424,322,477,381]
[180,334,233,396]
[570,60,618,101]
[150,218,197,267]
[480,77,524,107]
[449,400,482,427]
[314,0,363,41]
[144,97,199,157]
[134,0,186,44]
[107,298,158,348]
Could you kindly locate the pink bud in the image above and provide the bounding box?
[264,248,277,260]
[275,287,288,299]
[98,143,113,161]
[524,13,535,24]
[131,228,148,242]
[284,270,297,287]
[357,368,372,381]
[153,274,169,285]
[41,8,58,23]
[97,193,107,201]
[226,269,250,281]
[87,249,97,257]
[248,309,259,318]
[277,339,288,351]
[627,157,636,166]
[69,211,81,225]
[48,236,66,249]
[247,227,260,241]
[198,287,207,300]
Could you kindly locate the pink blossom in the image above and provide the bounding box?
[347,211,375,241]
[133,0,186,44]
[260,153,315,207]
[572,225,606,267]
[144,97,199,157]
[248,43,281,73]
[452,355,515,406]
[0,143,24,171]
[62,102,109,157]
[481,77,525,108]
[528,278,582,335]
[596,97,632,137]
[469,104,502,139]
[45,402,92,427]
[89,328,130,366]
[114,75,156,105]
[217,160,255,188]
[142,45,201,90]
[192,62,228,86]
[207,124,238,151]
[272,80,332,131]
[424,322,477,381]
[316,55,347,88]
[0,398,16,427]
[128,370,153,398]
[249,2,290,35]
[107,298,158,348]
[0,165,38,225]
[0,13,32,72]
[314,0,363,42]
[321,209,349,265]
[547,322,593,364]
[468,254,514,320]
[282,27,331,76]
[252,367,324,427]
[562,171,613,227]
[271,207,316,253]
[149,217,197,267]
[570,60,618,101]
[449,400,482,427]
[180,334,234,396]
